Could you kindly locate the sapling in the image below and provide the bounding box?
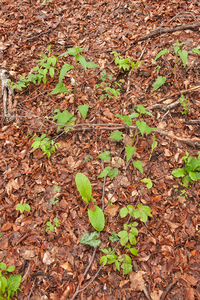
[75,173,105,231]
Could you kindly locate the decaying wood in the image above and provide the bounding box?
[0,68,15,122]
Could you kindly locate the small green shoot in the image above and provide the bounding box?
[179,94,190,115]
[31,134,59,158]
[0,263,22,299]
[16,203,30,214]
[46,217,60,233]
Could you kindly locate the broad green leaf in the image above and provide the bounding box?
[118,230,128,238]
[98,166,112,178]
[136,104,153,116]
[153,76,166,91]
[154,49,169,61]
[100,256,107,266]
[115,114,132,126]
[129,112,139,118]
[75,173,92,203]
[0,276,7,294]
[107,168,119,180]
[85,61,99,69]
[189,171,197,181]
[192,48,200,55]
[0,263,7,271]
[178,50,188,68]
[110,131,123,141]
[50,82,68,95]
[97,151,111,161]
[7,266,15,273]
[136,121,146,136]
[151,133,157,153]
[115,260,120,271]
[141,178,153,189]
[88,205,105,231]
[130,248,138,256]
[59,64,73,82]
[172,168,186,177]
[126,145,136,162]
[139,205,152,217]
[7,274,21,297]
[120,207,128,218]
[109,231,119,243]
[129,233,137,245]
[77,55,87,71]
[80,232,101,247]
[78,104,89,120]
[133,160,143,174]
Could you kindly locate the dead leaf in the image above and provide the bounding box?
[150,290,163,300]
[105,205,119,217]
[43,251,54,265]
[130,271,145,291]
[60,261,72,272]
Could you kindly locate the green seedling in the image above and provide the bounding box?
[172,151,200,187]
[111,51,142,71]
[53,46,99,108]
[80,232,101,248]
[16,203,30,214]
[12,45,59,90]
[75,173,105,231]
[46,217,60,233]
[0,263,22,299]
[31,133,59,158]
[141,178,153,189]
[96,82,121,100]
[100,70,113,82]
[153,42,200,91]
[53,107,76,132]
[179,94,190,115]
[83,155,93,162]
[50,185,61,206]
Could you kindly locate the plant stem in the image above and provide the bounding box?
[74,59,77,112]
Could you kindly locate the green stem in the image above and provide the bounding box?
[74,59,77,112]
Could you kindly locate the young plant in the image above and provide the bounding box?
[50,185,61,206]
[80,232,101,248]
[111,51,142,71]
[179,94,190,115]
[30,133,59,158]
[52,46,99,108]
[12,45,59,90]
[46,217,60,233]
[75,173,105,231]
[100,204,152,274]
[16,203,30,214]
[153,41,189,91]
[172,151,200,187]
[53,107,76,132]
[110,104,156,173]
[0,263,22,299]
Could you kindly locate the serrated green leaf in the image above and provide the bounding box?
[133,160,143,174]
[80,232,101,247]
[172,168,186,177]
[78,104,89,120]
[109,231,119,243]
[88,205,105,231]
[153,76,166,91]
[75,173,92,203]
[100,256,108,266]
[97,151,111,161]
[110,131,123,141]
[154,49,169,61]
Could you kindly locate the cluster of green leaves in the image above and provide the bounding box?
[50,185,61,206]
[0,263,21,300]
[111,51,143,71]
[12,45,58,91]
[75,173,105,231]
[16,203,30,214]
[100,204,152,274]
[179,94,190,115]
[51,46,99,100]
[30,133,59,158]
[46,217,60,233]
[172,151,200,187]
[153,42,200,91]
[109,105,156,176]
[96,81,121,100]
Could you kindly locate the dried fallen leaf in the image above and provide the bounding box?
[60,261,72,272]
[150,289,163,300]
[130,271,145,291]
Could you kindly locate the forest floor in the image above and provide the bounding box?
[0,0,200,299]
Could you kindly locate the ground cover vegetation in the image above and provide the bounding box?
[0,0,200,299]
